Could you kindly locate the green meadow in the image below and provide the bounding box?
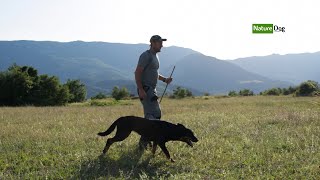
[1,96,320,179]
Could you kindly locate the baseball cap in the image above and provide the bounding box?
[150,35,167,42]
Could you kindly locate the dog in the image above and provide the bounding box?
[97,116,198,162]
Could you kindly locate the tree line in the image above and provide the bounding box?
[0,64,86,106]
[228,80,320,97]
[91,86,193,100]
[93,81,320,101]
[1,64,318,106]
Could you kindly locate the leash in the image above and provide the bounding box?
[159,66,175,104]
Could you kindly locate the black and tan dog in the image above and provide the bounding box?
[97,116,198,162]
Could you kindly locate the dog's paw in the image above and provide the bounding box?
[170,158,175,163]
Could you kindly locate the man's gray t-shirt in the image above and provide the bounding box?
[138,50,159,88]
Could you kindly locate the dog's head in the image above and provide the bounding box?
[177,123,198,147]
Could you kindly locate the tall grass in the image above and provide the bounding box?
[0,96,319,179]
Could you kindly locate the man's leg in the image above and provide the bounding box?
[139,113,156,150]
[139,87,162,150]
[140,87,162,120]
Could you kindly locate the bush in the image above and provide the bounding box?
[0,64,86,106]
[260,86,297,96]
[295,80,319,96]
[186,89,193,97]
[90,100,109,106]
[0,66,34,105]
[311,91,320,96]
[91,92,107,100]
[239,89,254,96]
[31,74,70,106]
[259,81,319,96]
[65,79,86,103]
[172,87,193,99]
[111,86,130,100]
[262,88,281,96]
[228,90,238,97]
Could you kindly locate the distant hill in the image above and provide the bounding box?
[172,54,292,94]
[230,52,320,84]
[3,40,317,97]
[0,40,199,97]
[0,40,198,80]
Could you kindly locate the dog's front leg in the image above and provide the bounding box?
[158,142,175,162]
[152,142,157,155]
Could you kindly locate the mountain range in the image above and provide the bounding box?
[231,53,320,84]
[0,40,318,97]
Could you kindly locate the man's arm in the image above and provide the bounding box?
[158,74,166,82]
[135,66,144,90]
[135,66,147,100]
[158,74,173,84]
[135,52,148,93]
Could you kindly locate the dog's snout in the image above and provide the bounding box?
[193,137,199,142]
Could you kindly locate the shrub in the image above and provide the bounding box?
[311,91,320,96]
[0,64,86,106]
[111,86,130,100]
[172,87,193,99]
[65,79,86,103]
[228,90,238,97]
[239,89,254,96]
[295,80,319,96]
[262,88,281,96]
[91,92,107,100]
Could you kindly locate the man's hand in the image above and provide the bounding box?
[138,88,147,100]
[165,77,173,84]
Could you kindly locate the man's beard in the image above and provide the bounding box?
[152,46,161,53]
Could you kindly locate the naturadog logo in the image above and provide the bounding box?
[252,24,285,33]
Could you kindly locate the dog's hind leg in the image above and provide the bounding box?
[102,139,112,154]
[102,130,131,154]
[158,142,175,162]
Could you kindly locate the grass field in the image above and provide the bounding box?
[1,96,320,179]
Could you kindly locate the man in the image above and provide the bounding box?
[134,35,173,149]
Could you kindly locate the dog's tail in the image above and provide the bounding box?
[97,120,118,136]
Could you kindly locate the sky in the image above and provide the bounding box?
[0,0,320,59]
